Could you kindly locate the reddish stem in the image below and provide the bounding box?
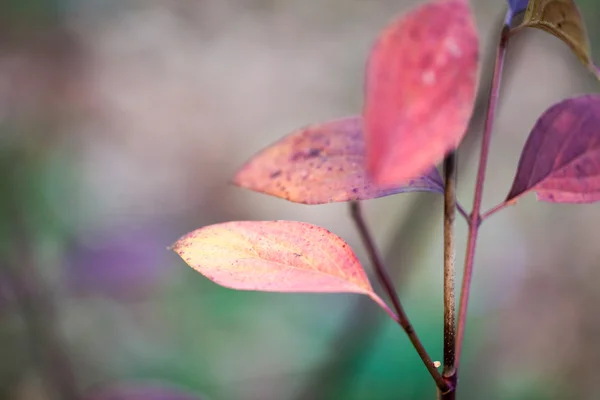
[481,201,514,221]
[455,24,510,370]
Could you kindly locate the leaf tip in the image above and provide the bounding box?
[230,168,245,188]
[168,241,181,254]
[169,233,193,256]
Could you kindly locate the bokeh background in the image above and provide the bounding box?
[1,0,600,399]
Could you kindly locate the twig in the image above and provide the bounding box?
[349,201,449,393]
[456,202,469,222]
[480,201,513,221]
[440,152,457,399]
[455,24,510,371]
[292,194,443,400]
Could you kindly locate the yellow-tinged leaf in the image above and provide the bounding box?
[172,220,394,317]
[512,0,599,78]
[233,116,444,205]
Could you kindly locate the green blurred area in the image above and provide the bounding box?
[1,1,600,400]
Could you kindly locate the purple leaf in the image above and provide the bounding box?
[506,94,600,204]
[233,116,443,205]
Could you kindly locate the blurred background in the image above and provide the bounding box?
[1,0,599,399]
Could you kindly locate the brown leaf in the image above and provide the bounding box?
[172,220,391,313]
[233,117,443,204]
[512,0,599,78]
[363,0,479,185]
[507,94,600,203]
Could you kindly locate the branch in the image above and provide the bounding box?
[349,201,449,393]
[441,152,457,399]
[480,201,514,221]
[456,202,469,222]
[455,24,511,372]
[292,193,442,400]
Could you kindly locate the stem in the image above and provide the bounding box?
[456,203,469,222]
[295,194,446,400]
[455,24,510,370]
[481,201,513,221]
[441,152,457,399]
[349,201,449,393]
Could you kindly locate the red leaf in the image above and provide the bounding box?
[233,116,443,204]
[364,0,479,185]
[172,220,390,313]
[507,94,600,203]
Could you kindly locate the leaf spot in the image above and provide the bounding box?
[291,147,322,162]
[421,70,436,85]
[445,37,462,58]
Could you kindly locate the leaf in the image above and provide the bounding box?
[512,0,599,78]
[172,220,391,313]
[506,94,600,204]
[233,116,443,205]
[363,0,479,186]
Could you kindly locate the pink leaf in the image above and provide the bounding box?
[507,94,600,203]
[364,0,479,185]
[172,220,390,313]
[233,116,443,204]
